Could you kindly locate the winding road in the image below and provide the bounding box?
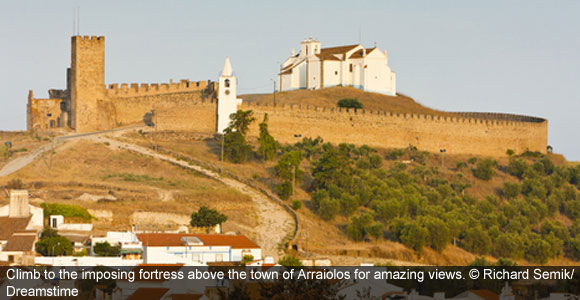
[0,128,295,259]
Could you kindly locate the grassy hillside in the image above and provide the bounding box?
[116,129,580,266]
[0,139,258,238]
[241,86,452,116]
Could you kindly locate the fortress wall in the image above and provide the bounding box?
[240,103,548,157]
[107,91,216,133]
[27,97,64,130]
[106,79,211,98]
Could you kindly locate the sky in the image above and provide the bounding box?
[0,1,578,160]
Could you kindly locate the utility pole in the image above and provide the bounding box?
[440,148,446,168]
[154,108,158,151]
[291,164,296,200]
[220,133,225,174]
[272,79,277,106]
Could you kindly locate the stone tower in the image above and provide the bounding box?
[217,57,242,133]
[70,36,105,132]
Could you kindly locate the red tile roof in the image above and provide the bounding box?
[3,231,37,251]
[137,233,260,249]
[0,217,32,240]
[349,47,377,59]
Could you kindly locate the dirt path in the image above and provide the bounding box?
[0,127,295,259]
[83,134,294,259]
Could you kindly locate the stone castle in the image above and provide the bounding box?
[27,36,548,157]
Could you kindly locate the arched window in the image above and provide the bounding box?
[224,79,230,88]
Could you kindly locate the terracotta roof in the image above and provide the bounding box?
[349,47,376,59]
[317,44,360,61]
[127,288,169,300]
[137,233,260,249]
[170,294,204,300]
[3,231,37,251]
[469,290,499,300]
[196,234,260,249]
[0,217,32,240]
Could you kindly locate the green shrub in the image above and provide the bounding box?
[387,149,404,160]
[41,203,93,221]
[275,181,293,200]
[337,98,363,110]
[190,206,228,229]
[291,200,302,210]
[278,255,303,267]
[502,182,521,199]
[346,213,382,241]
[468,257,490,266]
[257,113,280,161]
[473,158,496,180]
[525,238,551,264]
[35,228,73,256]
[93,242,121,257]
[318,198,339,221]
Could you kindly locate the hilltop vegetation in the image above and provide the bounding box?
[277,141,580,264]
[241,86,451,116]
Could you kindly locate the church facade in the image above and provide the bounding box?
[278,37,397,95]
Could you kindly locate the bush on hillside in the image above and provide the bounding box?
[337,98,363,110]
[473,158,497,180]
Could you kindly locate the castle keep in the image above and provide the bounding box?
[27,36,215,133]
[27,36,548,157]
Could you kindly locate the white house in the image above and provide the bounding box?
[49,214,93,232]
[91,231,143,259]
[278,37,397,95]
[137,233,262,265]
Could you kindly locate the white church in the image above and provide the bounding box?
[278,37,397,95]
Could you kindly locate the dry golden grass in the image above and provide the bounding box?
[0,139,257,237]
[0,131,51,169]
[241,86,452,116]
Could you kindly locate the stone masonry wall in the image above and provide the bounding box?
[108,92,216,133]
[239,102,548,157]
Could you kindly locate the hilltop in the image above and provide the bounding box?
[241,86,452,116]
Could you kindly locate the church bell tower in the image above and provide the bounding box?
[217,57,242,133]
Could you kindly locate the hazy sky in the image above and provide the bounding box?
[1,1,578,160]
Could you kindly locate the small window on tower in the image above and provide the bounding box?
[349,64,353,72]
[334,71,338,75]
[224,79,230,88]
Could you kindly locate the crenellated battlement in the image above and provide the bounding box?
[239,101,547,128]
[106,79,212,97]
[72,35,104,42]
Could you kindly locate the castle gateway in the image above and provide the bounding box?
[27,36,548,157]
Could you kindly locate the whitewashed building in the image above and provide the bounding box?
[278,37,397,95]
[137,233,262,265]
